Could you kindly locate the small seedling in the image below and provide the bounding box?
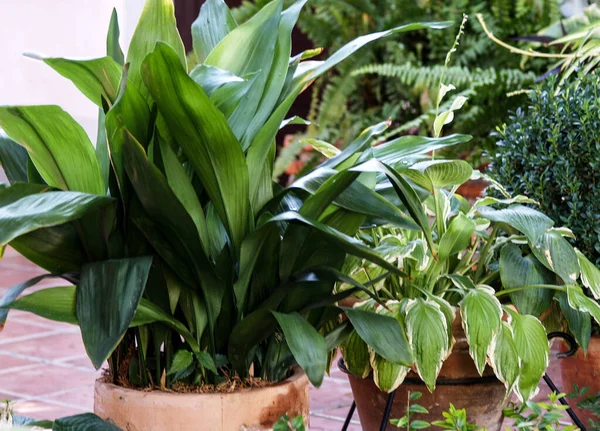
[273,414,305,431]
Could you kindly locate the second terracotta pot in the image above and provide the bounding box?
[559,335,600,426]
[341,317,506,431]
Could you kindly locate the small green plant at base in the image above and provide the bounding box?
[567,384,600,431]
[502,392,577,431]
[1,399,13,427]
[273,414,305,431]
[390,391,480,430]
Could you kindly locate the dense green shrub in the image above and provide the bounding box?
[233,0,560,164]
[493,73,600,265]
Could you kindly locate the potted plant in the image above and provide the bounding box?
[493,71,600,427]
[0,0,451,429]
[322,83,600,431]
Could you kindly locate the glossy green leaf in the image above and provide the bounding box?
[488,322,519,394]
[459,286,502,375]
[0,106,104,195]
[126,0,186,100]
[438,213,476,260]
[507,309,549,401]
[344,307,413,366]
[406,299,449,391]
[4,286,78,325]
[39,56,122,107]
[105,66,150,193]
[0,132,28,184]
[192,0,237,63]
[273,311,327,387]
[500,244,555,317]
[107,8,124,65]
[406,160,472,191]
[477,205,553,245]
[77,256,153,369]
[566,284,600,327]
[575,249,600,300]
[205,0,282,144]
[53,413,122,430]
[142,43,250,251]
[370,351,409,393]
[556,291,591,354]
[372,134,472,166]
[189,64,244,95]
[0,191,112,245]
[532,231,580,284]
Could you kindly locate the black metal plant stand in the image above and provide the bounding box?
[341,332,587,431]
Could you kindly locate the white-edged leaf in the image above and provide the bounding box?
[450,95,468,111]
[488,322,519,394]
[566,284,600,326]
[341,330,371,378]
[532,230,580,284]
[433,111,454,137]
[370,349,409,393]
[459,286,502,375]
[576,250,600,299]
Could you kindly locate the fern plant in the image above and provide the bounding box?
[232,0,561,169]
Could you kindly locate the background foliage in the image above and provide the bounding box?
[234,0,560,167]
[493,73,600,267]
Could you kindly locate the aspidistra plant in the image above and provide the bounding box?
[0,0,451,388]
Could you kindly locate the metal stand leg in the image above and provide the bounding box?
[379,390,397,431]
[341,401,356,431]
[545,332,587,431]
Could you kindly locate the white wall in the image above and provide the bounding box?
[0,0,144,140]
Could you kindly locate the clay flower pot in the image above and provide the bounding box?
[94,367,309,431]
[341,317,506,431]
[559,335,600,426]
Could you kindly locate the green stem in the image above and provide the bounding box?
[495,285,566,298]
[474,225,499,283]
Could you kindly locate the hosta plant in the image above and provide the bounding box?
[0,0,451,390]
[334,92,600,402]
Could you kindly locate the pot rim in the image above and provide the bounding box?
[95,366,307,398]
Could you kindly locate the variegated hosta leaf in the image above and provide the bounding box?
[406,159,473,191]
[488,322,519,395]
[576,250,600,300]
[341,330,371,378]
[474,195,539,208]
[370,349,409,393]
[507,309,550,401]
[477,205,553,245]
[430,296,456,353]
[532,231,580,285]
[405,299,449,392]
[556,291,591,354]
[566,284,600,326]
[459,286,502,375]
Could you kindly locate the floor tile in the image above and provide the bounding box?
[42,384,95,410]
[0,364,98,397]
[0,355,39,375]
[10,399,86,421]
[0,331,85,360]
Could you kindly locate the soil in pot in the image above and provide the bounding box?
[341,317,507,431]
[559,335,600,427]
[94,367,309,431]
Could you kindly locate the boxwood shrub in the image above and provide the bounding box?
[493,73,600,265]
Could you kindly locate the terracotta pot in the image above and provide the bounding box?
[94,367,309,431]
[559,335,600,426]
[341,316,506,431]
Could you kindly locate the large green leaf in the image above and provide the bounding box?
[123,133,224,333]
[406,299,449,391]
[142,43,251,251]
[566,284,600,327]
[4,286,78,325]
[576,249,600,300]
[107,8,124,65]
[344,307,413,366]
[11,223,83,273]
[0,191,112,245]
[532,231,580,284]
[477,205,553,245]
[77,256,153,369]
[438,213,476,261]
[406,160,473,191]
[500,244,555,317]
[39,56,122,107]
[459,286,502,375]
[0,132,28,184]
[126,0,186,101]
[53,413,122,430]
[273,311,327,387]
[556,291,591,354]
[488,322,519,394]
[341,329,370,378]
[205,0,282,144]
[0,106,105,195]
[192,0,237,63]
[507,309,549,401]
[105,66,150,194]
[372,134,472,166]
